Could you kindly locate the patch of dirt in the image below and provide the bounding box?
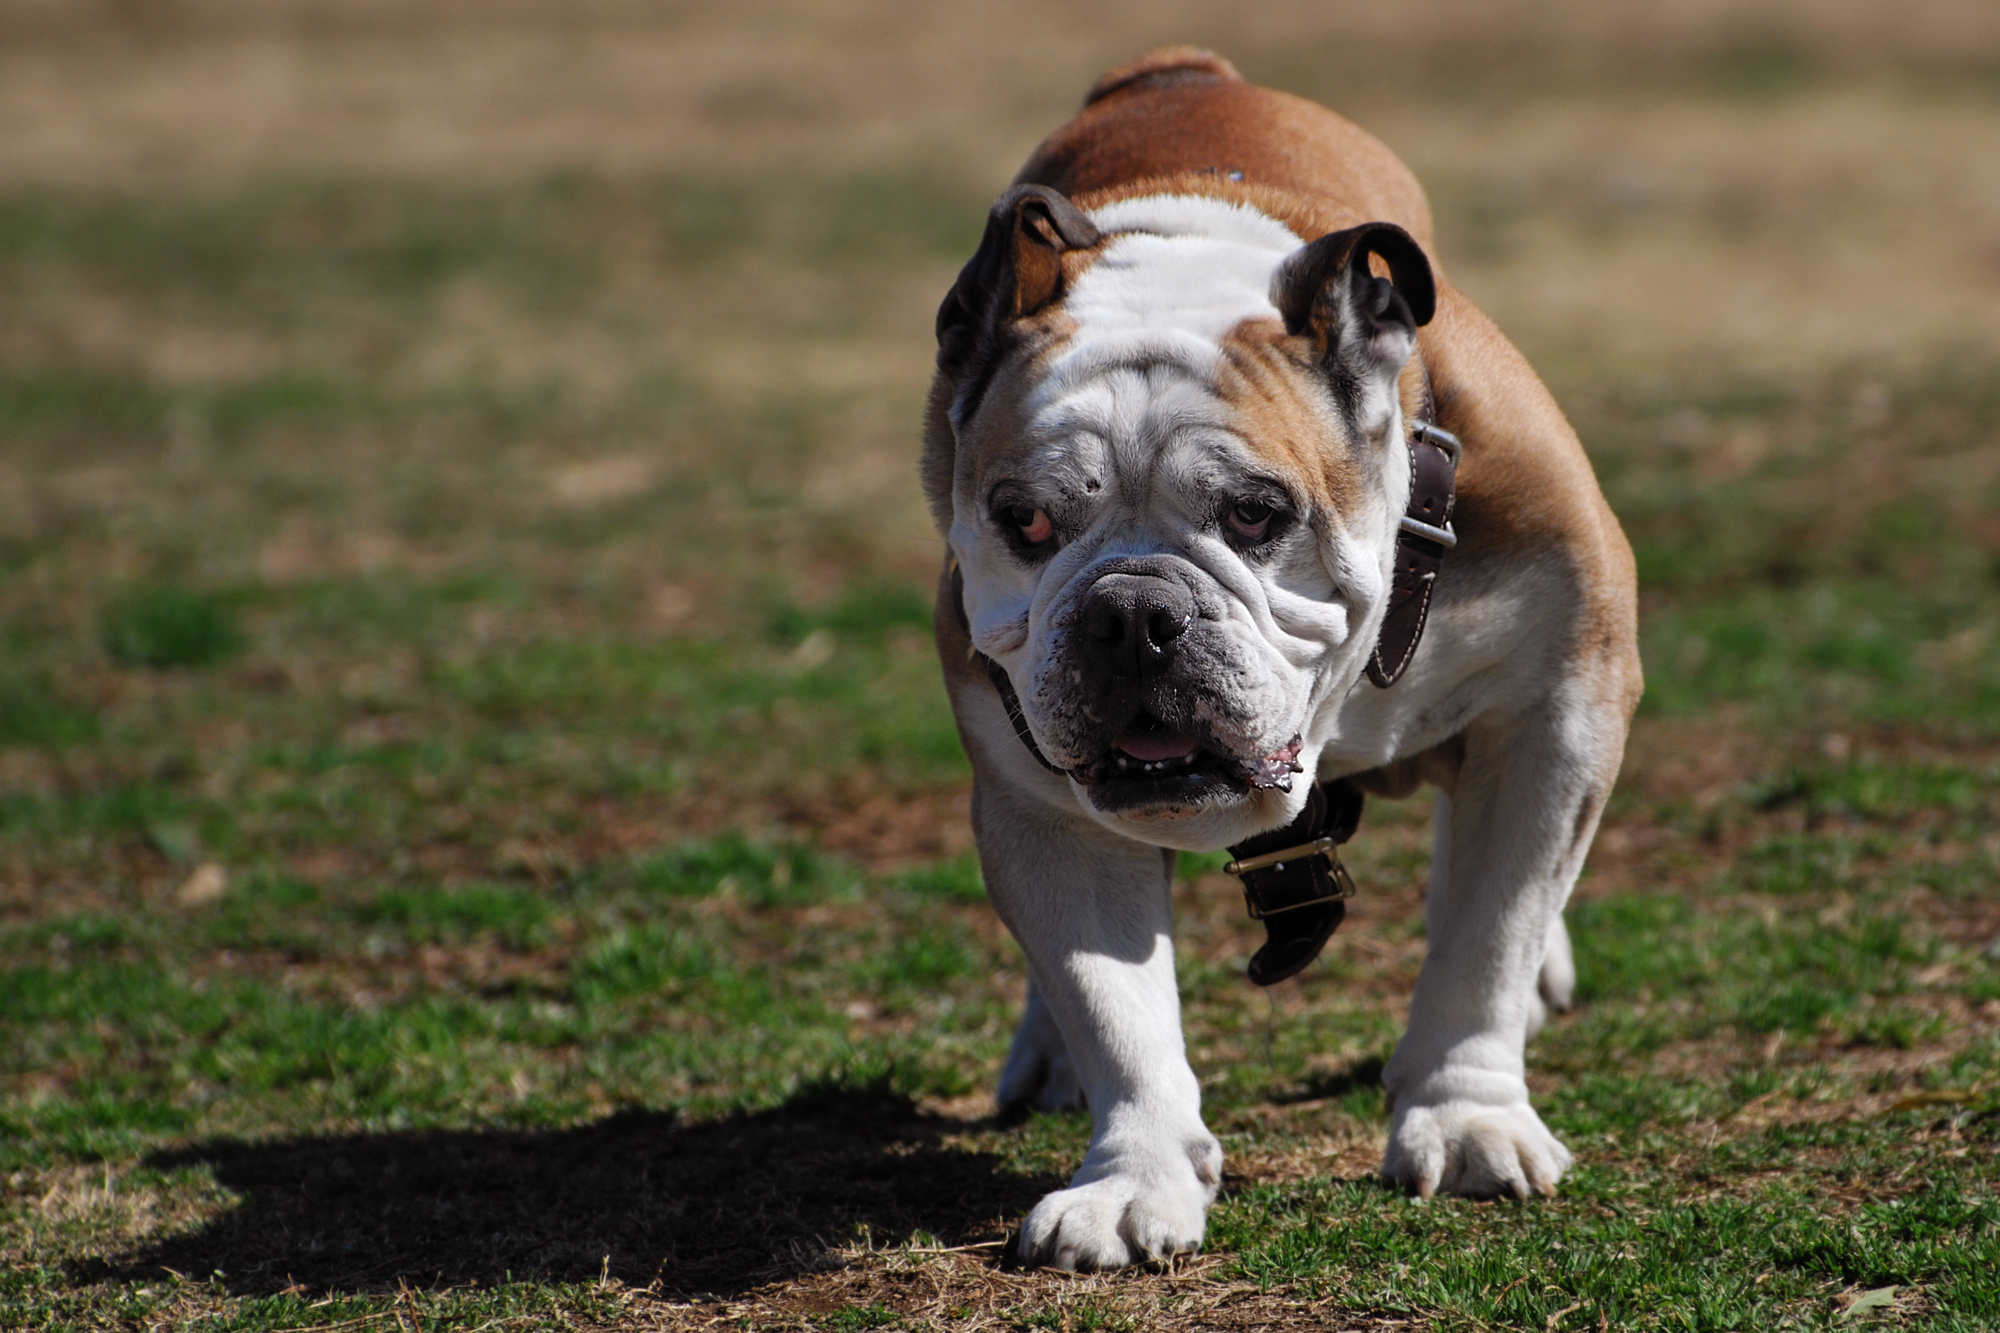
[791,786,975,872]
[688,1249,1420,1332]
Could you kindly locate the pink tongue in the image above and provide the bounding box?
[1114,730,1199,762]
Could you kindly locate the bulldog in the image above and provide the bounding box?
[924,49,1641,1269]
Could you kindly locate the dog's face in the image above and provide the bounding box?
[928,189,1435,850]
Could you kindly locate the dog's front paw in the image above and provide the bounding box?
[1381,1098,1571,1200]
[1017,1140,1220,1269]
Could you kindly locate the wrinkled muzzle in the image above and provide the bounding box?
[1026,557,1304,813]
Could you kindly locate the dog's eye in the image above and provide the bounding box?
[1009,506,1054,545]
[1228,500,1274,542]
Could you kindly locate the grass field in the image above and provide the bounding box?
[3,3,2000,1330]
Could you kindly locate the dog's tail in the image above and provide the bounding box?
[1083,47,1242,108]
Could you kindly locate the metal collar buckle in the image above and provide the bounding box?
[1412,419,1462,465]
[1224,835,1339,877]
[1398,515,1457,548]
[1224,838,1359,918]
[1398,422,1462,549]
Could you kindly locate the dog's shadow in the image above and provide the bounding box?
[83,1082,1057,1298]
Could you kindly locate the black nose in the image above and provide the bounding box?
[1080,573,1193,677]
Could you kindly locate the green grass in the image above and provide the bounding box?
[1,69,1998,1333]
[0,675,99,747]
[8,769,1994,1326]
[1220,1167,2000,1330]
[101,585,244,669]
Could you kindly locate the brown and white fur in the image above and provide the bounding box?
[923,50,1641,1269]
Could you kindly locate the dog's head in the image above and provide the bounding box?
[926,186,1435,849]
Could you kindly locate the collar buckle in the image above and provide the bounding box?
[1397,514,1457,548]
[1233,848,1358,920]
[1367,417,1461,688]
[1412,419,1462,465]
[1225,834,1342,880]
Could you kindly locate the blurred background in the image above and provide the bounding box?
[6,0,1999,887]
[4,2,2000,1326]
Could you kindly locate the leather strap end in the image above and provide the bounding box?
[1247,900,1346,986]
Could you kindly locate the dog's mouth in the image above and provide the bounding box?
[1070,717,1303,813]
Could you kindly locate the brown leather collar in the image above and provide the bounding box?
[1367,418,1460,688]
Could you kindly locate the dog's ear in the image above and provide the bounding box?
[1272,222,1434,418]
[936,184,1100,386]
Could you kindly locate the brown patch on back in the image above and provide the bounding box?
[1018,67,1433,251]
[1083,47,1242,107]
[1212,317,1360,518]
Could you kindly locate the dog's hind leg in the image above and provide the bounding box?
[1539,914,1576,1013]
[998,977,1086,1115]
[1523,915,1577,1041]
